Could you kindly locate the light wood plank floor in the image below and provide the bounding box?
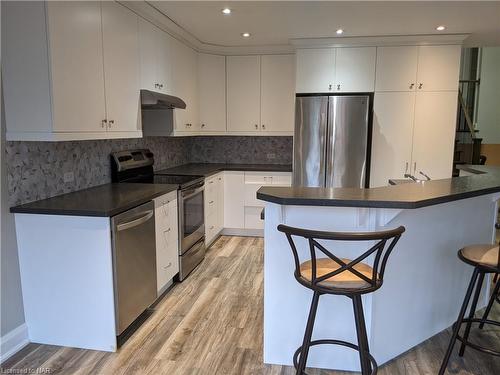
[3,236,500,374]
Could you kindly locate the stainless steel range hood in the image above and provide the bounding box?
[140,89,186,110]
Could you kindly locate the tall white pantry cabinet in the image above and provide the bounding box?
[370,45,461,187]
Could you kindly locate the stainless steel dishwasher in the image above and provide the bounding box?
[111,201,157,335]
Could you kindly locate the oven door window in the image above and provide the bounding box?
[183,190,204,237]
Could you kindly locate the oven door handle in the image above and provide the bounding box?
[181,185,204,199]
[116,210,154,231]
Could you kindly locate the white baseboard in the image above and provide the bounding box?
[222,228,264,237]
[0,323,29,363]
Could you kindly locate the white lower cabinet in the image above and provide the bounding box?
[223,171,291,231]
[153,191,179,295]
[205,172,224,245]
[243,172,292,230]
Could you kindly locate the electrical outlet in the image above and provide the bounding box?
[63,171,75,183]
[267,153,276,160]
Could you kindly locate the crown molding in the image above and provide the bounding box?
[290,34,469,48]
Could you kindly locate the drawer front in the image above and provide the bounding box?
[272,173,292,186]
[244,206,264,230]
[205,176,217,202]
[206,194,217,217]
[244,172,274,184]
[205,211,218,244]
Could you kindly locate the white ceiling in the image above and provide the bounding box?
[148,1,500,48]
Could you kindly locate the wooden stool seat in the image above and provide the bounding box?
[459,244,499,269]
[300,258,376,289]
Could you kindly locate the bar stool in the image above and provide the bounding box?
[439,243,500,375]
[278,224,405,375]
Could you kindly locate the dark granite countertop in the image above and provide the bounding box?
[257,166,500,209]
[155,163,292,177]
[10,183,178,217]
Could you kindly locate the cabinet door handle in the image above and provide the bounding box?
[409,83,415,89]
[201,123,205,128]
[262,124,266,130]
[209,200,214,204]
[210,226,214,230]
[418,83,423,89]
[163,262,172,269]
[108,120,114,128]
[328,84,332,91]
[255,124,258,129]
[413,162,417,174]
[337,84,341,90]
[101,119,107,128]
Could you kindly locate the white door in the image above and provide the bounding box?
[138,18,158,92]
[101,1,140,132]
[295,49,335,93]
[226,56,261,132]
[335,47,376,92]
[416,45,461,91]
[412,91,458,180]
[172,39,199,132]
[375,46,418,92]
[198,53,226,132]
[371,92,416,187]
[261,55,295,133]
[156,31,173,94]
[46,1,106,132]
[224,171,245,229]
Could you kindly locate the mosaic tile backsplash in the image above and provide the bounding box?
[5,136,292,206]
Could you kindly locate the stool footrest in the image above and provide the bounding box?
[452,318,500,357]
[293,339,378,375]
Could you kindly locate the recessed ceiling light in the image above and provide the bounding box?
[436,25,446,31]
[336,29,344,35]
[222,8,231,15]
[241,32,251,38]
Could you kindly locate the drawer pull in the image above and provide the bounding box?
[209,200,214,204]
[163,262,172,269]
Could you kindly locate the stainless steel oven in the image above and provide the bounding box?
[178,180,206,280]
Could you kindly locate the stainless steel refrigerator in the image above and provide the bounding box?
[293,95,371,188]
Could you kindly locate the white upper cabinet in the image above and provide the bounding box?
[260,55,295,133]
[296,49,335,93]
[198,53,226,132]
[335,47,376,92]
[370,92,416,187]
[2,1,142,141]
[172,39,199,132]
[138,19,172,94]
[411,91,458,180]
[101,1,140,133]
[227,56,261,132]
[375,46,418,92]
[416,45,461,91]
[46,1,107,133]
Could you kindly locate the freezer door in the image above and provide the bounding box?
[293,96,328,187]
[326,96,370,188]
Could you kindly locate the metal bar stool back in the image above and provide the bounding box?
[278,224,405,375]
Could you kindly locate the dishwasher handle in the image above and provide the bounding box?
[116,210,154,231]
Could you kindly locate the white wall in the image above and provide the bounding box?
[1,89,27,352]
[477,47,500,144]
